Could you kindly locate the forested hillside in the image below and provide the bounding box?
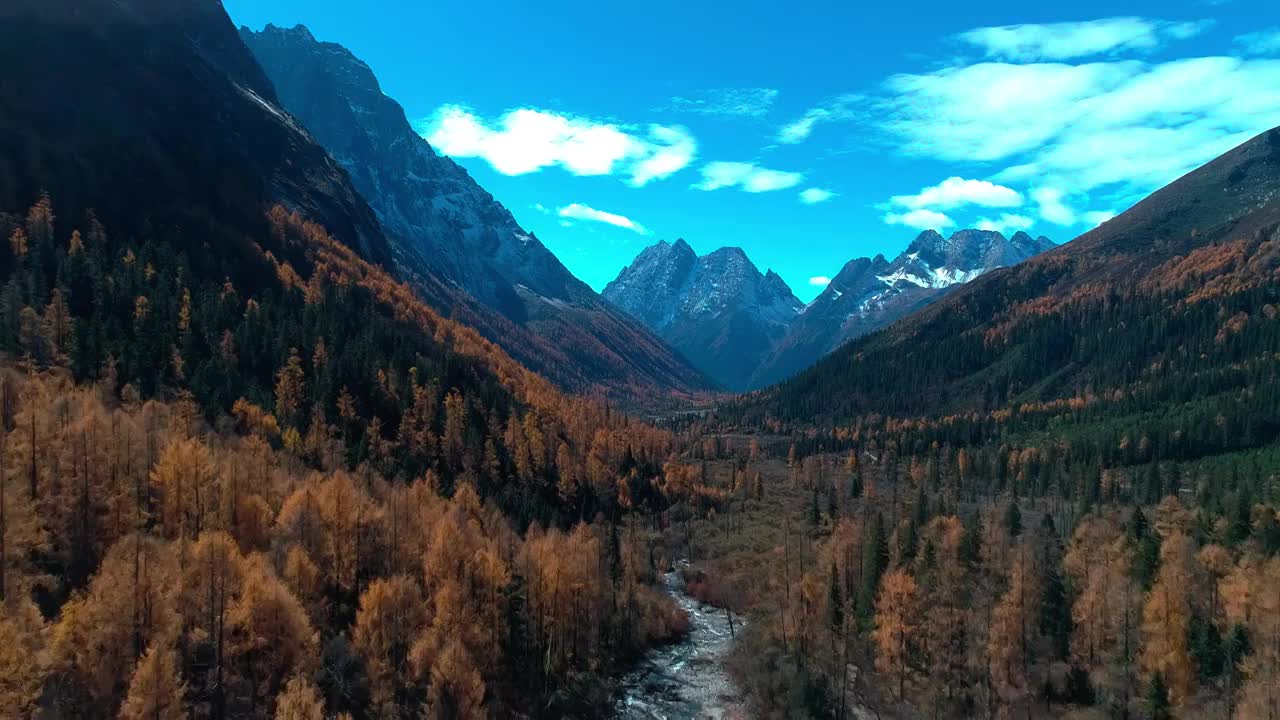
[659,126,1280,720]
[0,0,701,715]
[0,187,695,716]
[741,126,1280,424]
[3,1,1278,719]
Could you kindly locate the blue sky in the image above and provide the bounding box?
[227,0,1280,301]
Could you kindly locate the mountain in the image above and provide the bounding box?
[0,0,695,533]
[602,240,804,390]
[0,0,394,281]
[743,125,1280,424]
[239,24,712,402]
[605,229,1052,390]
[752,228,1054,387]
[0,3,697,716]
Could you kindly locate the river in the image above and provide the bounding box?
[613,562,748,719]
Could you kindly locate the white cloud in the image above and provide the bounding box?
[799,188,836,204]
[880,62,1139,163]
[1236,28,1280,56]
[694,161,804,193]
[1032,188,1077,225]
[809,276,832,287]
[874,54,1280,218]
[1083,209,1117,226]
[557,203,651,235]
[631,125,697,187]
[890,176,1023,211]
[976,213,1035,233]
[776,94,862,144]
[779,112,825,144]
[884,208,956,231]
[957,17,1212,61]
[663,88,779,117]
[421,105,696,186]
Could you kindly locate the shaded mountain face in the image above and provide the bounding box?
[752,228,1055,387]
[744,125,1280,423]
[0,0,393,284]
[605,230,1052,391]
[240,25,713,402]
[603,240,804,391]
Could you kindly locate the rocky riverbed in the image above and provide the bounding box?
[614,562,747,719]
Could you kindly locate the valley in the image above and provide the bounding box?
[0,1,1278,720]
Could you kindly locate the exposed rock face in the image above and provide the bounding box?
[241,24,713,400]
[604,229,1054,390]
[604,240,803,391]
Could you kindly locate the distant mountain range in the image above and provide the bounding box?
[606,229,1054,390]
[240,24,713,402]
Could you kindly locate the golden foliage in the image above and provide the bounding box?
[873,569,918,699]
[119,641,185,720]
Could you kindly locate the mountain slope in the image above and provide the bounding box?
[0,0,393,280]
[603,240,803,390]
[744,126,1280,424]
[239,24,713,402]
[753,229,1054,387]
[0,3,692,715]
[0,0,683,519]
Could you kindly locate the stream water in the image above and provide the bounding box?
[613,562,747,719]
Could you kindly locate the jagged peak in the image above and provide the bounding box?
[907,229,946,250]
[706,245,750,261]
[948,228,1005,243]
[258,22,316,41]
[762,269,799,299]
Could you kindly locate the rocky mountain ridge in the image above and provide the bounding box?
[607,229,1054,390]
[240,23,714,401]
[603,240,804,391]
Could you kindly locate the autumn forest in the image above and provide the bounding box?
[3,1,1280,719]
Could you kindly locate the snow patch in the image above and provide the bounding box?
[876,269,930,288]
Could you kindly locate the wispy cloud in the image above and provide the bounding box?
[975,213,1035,234]
[883,208,955,231]
[420,105,696,187]
[876,54,1280,218]
[661,88,779,118]
[808,276,832,287]
[1082,209,1117,227]
[890,177,1023,211]
[1032,188,1076,226]
[776,94,863,144]
[799,188,836,204]
[957,17,1212,61]
[556,203,651,235]
[694,161,804,193]
[777,17,1280,231]
[1235,28,1280,56]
